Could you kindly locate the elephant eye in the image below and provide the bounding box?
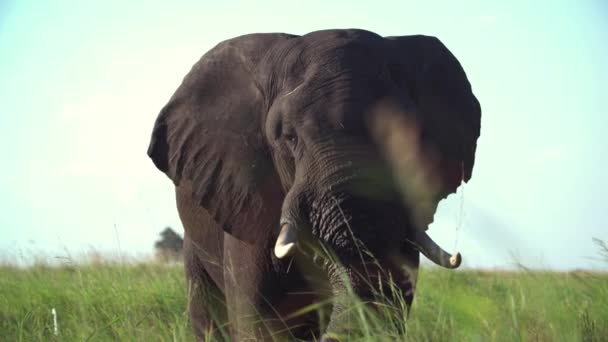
[283,131,298,149]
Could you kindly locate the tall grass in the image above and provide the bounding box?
[1,257,607,341]
[0,261,190,341]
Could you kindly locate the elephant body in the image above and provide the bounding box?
[148,29,481,341]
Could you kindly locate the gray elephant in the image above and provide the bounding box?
[147,29,481,341]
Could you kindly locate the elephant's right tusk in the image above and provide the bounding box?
[274,223,298,259]
[407,231,462,269]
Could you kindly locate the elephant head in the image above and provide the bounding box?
[148,29,480,337]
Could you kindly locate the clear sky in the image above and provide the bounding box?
[1,0,606,270]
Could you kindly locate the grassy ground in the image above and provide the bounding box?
[1,261,607,341]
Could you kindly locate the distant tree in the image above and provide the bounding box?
[154,227,184,262]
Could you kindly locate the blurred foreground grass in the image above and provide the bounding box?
[1,260,607,341]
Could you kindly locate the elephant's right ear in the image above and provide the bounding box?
[147,33,294,238]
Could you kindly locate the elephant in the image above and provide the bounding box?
[147,28,481,341]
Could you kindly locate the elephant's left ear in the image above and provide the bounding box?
[384,35,482,200]
[147,33,295,240]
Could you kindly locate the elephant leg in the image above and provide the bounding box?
[223,233,292,341]
[184,236,227,341]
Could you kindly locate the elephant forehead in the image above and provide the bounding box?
[264,32,387,91]
[280,77,389,131]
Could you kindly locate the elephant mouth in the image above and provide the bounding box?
[275,222,461,268]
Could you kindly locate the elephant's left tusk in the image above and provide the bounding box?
[274,223,298,259]
[407,231,462,269]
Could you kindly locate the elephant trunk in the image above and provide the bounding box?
[321,251,418,340]
[321,263,355,340]
[274,144,381,260]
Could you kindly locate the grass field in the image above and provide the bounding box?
[1,258,607,342]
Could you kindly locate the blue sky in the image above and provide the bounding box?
[1,1,606,269]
